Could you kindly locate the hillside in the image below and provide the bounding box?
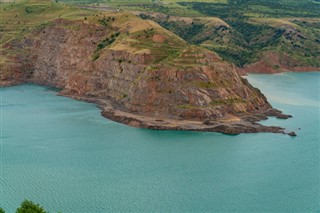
[136,1,320,73]
[61,0,320,73]
[176,0,320,73]
[0,0,293,135]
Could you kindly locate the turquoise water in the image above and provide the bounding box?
[0,72,319,212]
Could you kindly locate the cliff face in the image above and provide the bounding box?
[1,14,293,135]
[4,18,271,119]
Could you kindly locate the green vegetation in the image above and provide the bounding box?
[129,27,187,64]
[140,14,206,42]
[1,199,52,213]
[1,0,319,70]
[98,16,115,26]
[137,0,320,68]
[59,0,203,16]
[16,200,48,213]
[96,32,120,51]
[175,0,320,67]
[0,0,192,76]
[0,0,97,68]
[179,0,320,18]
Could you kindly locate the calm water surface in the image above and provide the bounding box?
[1,72,319,212]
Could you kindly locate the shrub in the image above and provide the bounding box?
[25,7,32,13]
[16,200,47,213]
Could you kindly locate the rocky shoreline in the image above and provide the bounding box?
[101,108,293,135]
[1,80,296,136]
[0,16,300,137]
[59,89,296,136]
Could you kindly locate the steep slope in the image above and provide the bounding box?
[238,18,320,73]
[0,0,292,135]
[138,13,248,66]
[138,1,320,74]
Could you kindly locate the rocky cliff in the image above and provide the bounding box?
[0,8,293,135]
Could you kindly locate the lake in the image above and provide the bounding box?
[1,72,319,212]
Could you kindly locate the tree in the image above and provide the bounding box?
[0,207,5,213]
[16,200,47,213]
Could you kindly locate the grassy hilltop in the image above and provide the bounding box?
[0,0,95,66]
[0,0,187,77]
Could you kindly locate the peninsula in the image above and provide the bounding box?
[0,0,300,135]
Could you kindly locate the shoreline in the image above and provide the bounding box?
[0,80,297,136]
[60,92,294,136]
[56,88,296,136]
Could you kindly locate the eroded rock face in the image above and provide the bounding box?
[1,17,292,134]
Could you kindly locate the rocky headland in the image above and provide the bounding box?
[0,5,295,135]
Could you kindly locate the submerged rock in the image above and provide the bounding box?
[288,132,297,137]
